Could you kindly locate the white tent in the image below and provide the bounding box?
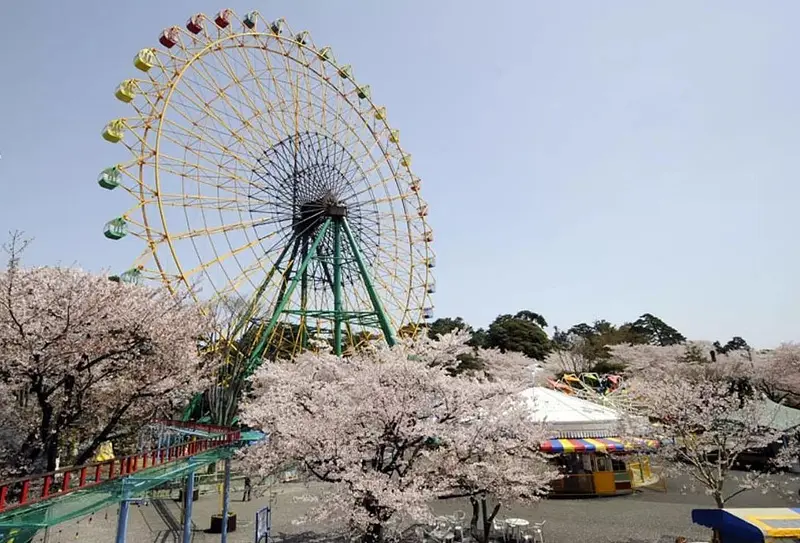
[521,386,623,438]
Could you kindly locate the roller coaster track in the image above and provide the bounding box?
[0,421,243,542]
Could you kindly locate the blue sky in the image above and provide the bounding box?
[1,1,798,347]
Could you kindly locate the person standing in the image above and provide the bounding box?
[243,476,253,502]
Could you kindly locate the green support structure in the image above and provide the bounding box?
[342,218,397,347]
[243,214,398,366]
[332,220,344,356]
[245,219,332,371]
[181,241,295,423]
[180,210,401,426]
[231,241,294,340]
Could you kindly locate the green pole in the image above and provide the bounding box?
[246,219,332,369]
[332,220,344,356]
[300,236,310,349]
[181,240,295,422]
[231,241,294,340]
[341,218,396,347]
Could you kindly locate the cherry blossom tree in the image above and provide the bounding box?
[541,344,594,376]
[434,398,559,543]
[763,343,800,404]
[611,343,799,513]
[239,335,556,543]
[0,233,212,476]
[421,328,541,383]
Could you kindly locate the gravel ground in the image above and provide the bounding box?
[25,469,799,543]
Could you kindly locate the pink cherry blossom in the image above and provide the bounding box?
[0,249,213,476]
[763,342,800,402]
[610,343,799,509]
[239,337,557,542]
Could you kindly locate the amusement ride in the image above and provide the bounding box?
[545,372,642,411]
[0,8,435,542]
[98,8,435,360]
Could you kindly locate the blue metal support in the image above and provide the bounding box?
[221,458,231,543]
[182,468,195,543]
[115,480,131,543]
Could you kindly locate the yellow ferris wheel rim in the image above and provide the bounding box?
[98,8,435,351]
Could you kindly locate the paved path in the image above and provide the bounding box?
[26,470,799,543]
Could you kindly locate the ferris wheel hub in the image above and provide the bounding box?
[293,197,347,235]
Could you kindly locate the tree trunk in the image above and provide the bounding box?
[469,497,480,542]
[359,493,388,543]
[711,492,724,543]
[479,496,501,543]
[44,437,59,473]
[362,522,383,543]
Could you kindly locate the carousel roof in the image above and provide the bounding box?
[521,386,624,439]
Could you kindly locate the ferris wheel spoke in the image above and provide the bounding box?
[242,65,381,175]
[156,193,249,212]
[254,44,296,136]
[215,227,299,298]
[168,216,283,242]
[324,121,385,175]
[169,113,263,169]
[321,64,348,151]
[156,156,255,202]
[214,257,280,306]
[162,86,265,162]
[277,46,317,136]
[299,50,325,133]
[221,74,287,152]
[155,162,248,191]
[174,65,280,159]
[221,57,294,147]
[157,122,258,177]
[190,49,292,149]
[279,40,308,138]
[174,202,324,265]
[216,42,292,140]
[159,158,254,207]
[250,165,296,208]
[181,232,274,278]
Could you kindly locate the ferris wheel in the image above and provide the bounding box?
[97,8,435,358]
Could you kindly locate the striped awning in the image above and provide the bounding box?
[540,437,659,453]
[692,508,800,541]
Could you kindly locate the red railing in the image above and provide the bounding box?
[151,419,234,435]
[0,425,240,514]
